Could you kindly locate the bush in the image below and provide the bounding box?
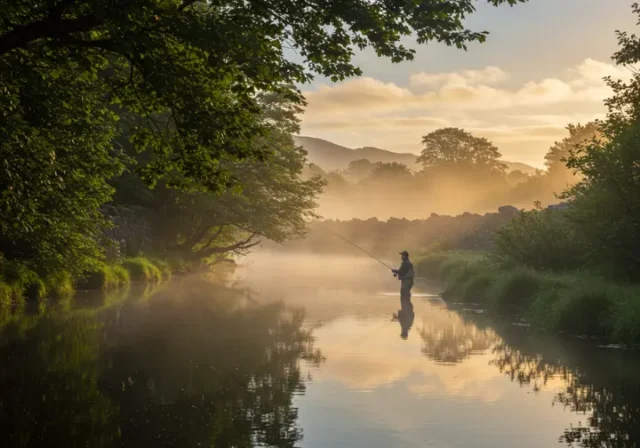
[415,253,449,279]
[0,281,14,308]
[45,271,75,299]
[608,287,640,345]
[112,265,131,285]
[493,206,585,271]
[81,265,120,290]
[457,271,496,303]
[549,280,616,337]
[148,257,172,279]
[487,267,543,313]
[1,262,45,300]
[122,257,162,282]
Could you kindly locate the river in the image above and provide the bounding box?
[1,253,639,448]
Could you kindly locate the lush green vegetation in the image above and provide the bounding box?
[416,252,640,345]
[490,10,640,282]
[0,0,524,312]
[0,256,169,318]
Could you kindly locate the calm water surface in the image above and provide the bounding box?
[1,254,640,448]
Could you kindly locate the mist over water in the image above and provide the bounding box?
[2,253,640,447]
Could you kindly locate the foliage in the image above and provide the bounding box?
[559,8,640,280]
[122,258,163,282]
[487,267,542,313]
[0,40,126,277]
[272,207,521,257]
[111,265,131,285]
[142,93,324,263]
[493,205,585,271]
[421,251,640,344]
[548,281,615,337]
[81,264,125,290]
[418,127,507,174]
[44,272,75,299]
[545,122,601,176]
[0,0,525,287]
[345,159,375,182]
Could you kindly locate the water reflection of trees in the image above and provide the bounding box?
[489,327,640,447]
[0,281,323,447]
[418,309,498,364]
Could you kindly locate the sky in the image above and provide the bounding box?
[298,0,638,167]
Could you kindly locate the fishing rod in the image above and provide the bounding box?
[325,230,395,271]
[325,229,433,285]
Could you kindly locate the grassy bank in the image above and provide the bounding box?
[416,252,640,346]
[0,256,177,314]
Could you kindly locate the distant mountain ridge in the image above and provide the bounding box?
[293,135,538,175]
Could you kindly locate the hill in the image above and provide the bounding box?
[294,135,537,174]
[293,136,419,171]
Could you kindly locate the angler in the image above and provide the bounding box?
[392,251,415,304]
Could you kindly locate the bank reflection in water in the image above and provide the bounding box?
[417,303,498,365]
[0,279,323,448]
[462,311,640,448]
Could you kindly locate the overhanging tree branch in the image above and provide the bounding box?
[0,15,105,56]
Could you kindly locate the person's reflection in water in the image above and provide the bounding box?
[392,298,415,340]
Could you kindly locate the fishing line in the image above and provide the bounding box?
[323,228,434,285]
[323,229,394,271]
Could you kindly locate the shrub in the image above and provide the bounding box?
[148,257,172,279]
[81,265,120,290]
[487,267,543,313]
[611,289,640,345]
[493,206,585,271]
[0,281,13,308]
[2,262,45,300]
[45,271,75,299]
[549,280,616,337]
[111,265,131,285]
[415,254,448,279]
[457,271,496,303]
[122,257,162,282]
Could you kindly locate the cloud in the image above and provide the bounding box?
[300,59,626,165]
[410,66,509,89]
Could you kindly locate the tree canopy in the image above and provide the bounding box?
[0,0,527,276]
[418,127,507,174]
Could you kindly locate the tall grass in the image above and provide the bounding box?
[487,268,543,313]
[122,257,163,282]
[417,251,640,345]
[81,264,122,290]
[45,271,75,299]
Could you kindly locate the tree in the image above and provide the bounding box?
[368,162,413,180]
[345,159,375,182]
[1,0,526,191]
[0,0,525,273]
[418,128,507,174]
[559,5,640,279]
[506,170,529,186]
[544,122,601,184]
[145,93,324,263]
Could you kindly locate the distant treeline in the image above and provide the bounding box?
[265,205,525,258]
[303,124,599,220]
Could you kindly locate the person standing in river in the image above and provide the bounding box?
[392,251,415,305]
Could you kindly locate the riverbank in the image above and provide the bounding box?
[415,252,640,346]
[0,256,184,314]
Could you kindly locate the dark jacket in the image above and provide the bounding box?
[397,260,415,280]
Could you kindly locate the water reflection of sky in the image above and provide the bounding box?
[295,301,582,448]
